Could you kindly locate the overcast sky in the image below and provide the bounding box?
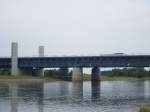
[0,0,150,57]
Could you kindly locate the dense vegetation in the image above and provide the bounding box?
[0,67,150,80]
[0,68,71,80]
[0,68,10,75]
[44,68,72,80]
[139,107,150,112]
[110,68,150,78]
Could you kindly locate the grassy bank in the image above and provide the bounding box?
[101,76,150,81]
[0,75,62,81]
[83,75,150,81]
[139,106,150,112]
[0,75,150,81]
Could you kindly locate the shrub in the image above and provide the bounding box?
[139,107,150,112]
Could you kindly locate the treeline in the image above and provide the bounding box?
[0,67,150,79]
[44,68,72,80]
[110,68,150,78]
[0,69,10,75]
[0,68,72,80]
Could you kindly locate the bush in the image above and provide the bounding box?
[139,107,150,112]
[111,68,150,78]
[0,69,10,75]
[44,68,72,81]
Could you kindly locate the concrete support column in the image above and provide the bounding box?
[91,67,101,82]
[72,67,83,81]
[11,42,19,76]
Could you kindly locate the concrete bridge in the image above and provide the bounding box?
[1,42,150,81]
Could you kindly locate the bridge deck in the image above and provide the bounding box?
[0,55,150,68]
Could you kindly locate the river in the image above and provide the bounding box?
[0,80,150,112]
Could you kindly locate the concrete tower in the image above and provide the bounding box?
[36,46,44,76]
[39,46,44,57]
[11,42,19,75]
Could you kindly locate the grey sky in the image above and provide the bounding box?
[0,0,150,57]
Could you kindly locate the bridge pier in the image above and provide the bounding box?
[91,67,101,82]
[72,67,83,81]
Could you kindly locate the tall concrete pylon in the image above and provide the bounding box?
[36,46,44,76]
[11,42,19,76]
[39,46,44,57]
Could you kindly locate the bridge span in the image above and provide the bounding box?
[1,42,150,81]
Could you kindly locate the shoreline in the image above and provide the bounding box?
[0,75,150,81]
[139,106,150,112]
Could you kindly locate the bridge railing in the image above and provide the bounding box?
[1,53,150,58]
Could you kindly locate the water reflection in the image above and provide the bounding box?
[144,81,150,99]
[9,83,18,112]
[8,81,44,112]
[72,81,83,102]
[37,83,44,112]
[59,81,69,97]
[0,80,150,112]
[91,81,101,102]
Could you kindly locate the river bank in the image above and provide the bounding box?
[0,75,150,81]
[83,75,150,81]
[0,75,61,81]
[139,106,150,112]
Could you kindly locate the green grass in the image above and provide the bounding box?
[0,75,150,81]
[83,75,91,81]
[0,75,61,81]
[83,75,149,81]
[101,76,139,81]
[83,75,150,81]
[105,76,150,81]
[139,106,150,112]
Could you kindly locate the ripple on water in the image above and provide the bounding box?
[0,80,150,112]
